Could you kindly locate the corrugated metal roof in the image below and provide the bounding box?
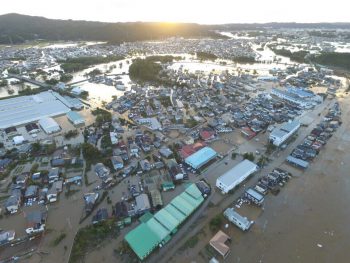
[146,218,169,241]
[154,209,179,232]
[217,159,257,187]
[125,183,204,260]
[185,146,217,169]
[171,196,193,216]
[66,111,84,122]
[124,223,160,260]
[38,117,60,131]
[185,183,204,199]
[281,120,300,133]
[164,204,186,223]
[0,91,70,129]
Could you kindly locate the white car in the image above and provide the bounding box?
[26,225,45,234]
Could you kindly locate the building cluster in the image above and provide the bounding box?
[0,90,85,149]
[2,148,83,244]
[121,37,256,60]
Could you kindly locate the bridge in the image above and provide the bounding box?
[6,72,129,88]
[6,73,50,88]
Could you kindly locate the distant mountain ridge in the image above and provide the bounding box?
[0,13,221,44]
[0,14,349,44]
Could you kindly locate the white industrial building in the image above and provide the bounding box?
[0,91,70,129]
[39,117,61,134]
[269,120,300,147]
[271,88,311,108]
[216,160,257,194]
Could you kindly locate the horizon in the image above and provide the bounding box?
[2,13,350,25]
[1,0,350,24]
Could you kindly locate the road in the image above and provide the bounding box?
[149,98,334,263]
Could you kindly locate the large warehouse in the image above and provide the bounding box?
[38,117,61,134]
[185,146,217,169]
[125,184,204,260]
[0,91,70,129]
[269,120,300,146]
[216,160,258,194]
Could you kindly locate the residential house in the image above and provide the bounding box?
[159,147,173,159]
[47,181,63,203]
[139,159,151,171]
[0,230,15,245]
[92,208,109,224]
[84,192,99,214]
[135,194,151,215]
[48,168,60,184]
[5,190,21,214]
[111,156,124,170]
[24,185,39,201]
[25,210,47,234]
[114,201,135,218]
[95,163,110,179]
[0,158,12,173]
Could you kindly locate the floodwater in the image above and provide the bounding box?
[171,95,350,263]
[0,82,38,98]
[68,58,133,103]
[170,59,288,76]
[225,109,350,263]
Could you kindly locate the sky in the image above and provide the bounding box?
[1,0,349,24]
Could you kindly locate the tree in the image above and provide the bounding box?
[266,143,277,155]
[243,152,255,162]
[45,78,59,85]
[31,142,41,153]
[231,152,237,160]
[59,73,73,82]
[257,155,269,167]
[30,163,39,174]
[82,143,102,163]
[129,58,162,83]
[209,214,223,232]
[44,142,56,155]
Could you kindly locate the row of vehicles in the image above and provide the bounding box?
[255,168,291,196]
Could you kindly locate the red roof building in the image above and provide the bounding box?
[180,141,206,159]
[200,129,216,141]
[241,127,256,140]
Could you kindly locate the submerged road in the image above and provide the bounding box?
[148,98,334,263]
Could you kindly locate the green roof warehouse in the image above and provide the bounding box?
[125,183,205,260]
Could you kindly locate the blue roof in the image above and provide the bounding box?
[185,146,217,169]
[66,111,84,122]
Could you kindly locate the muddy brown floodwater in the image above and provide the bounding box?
[170,96,350,263]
